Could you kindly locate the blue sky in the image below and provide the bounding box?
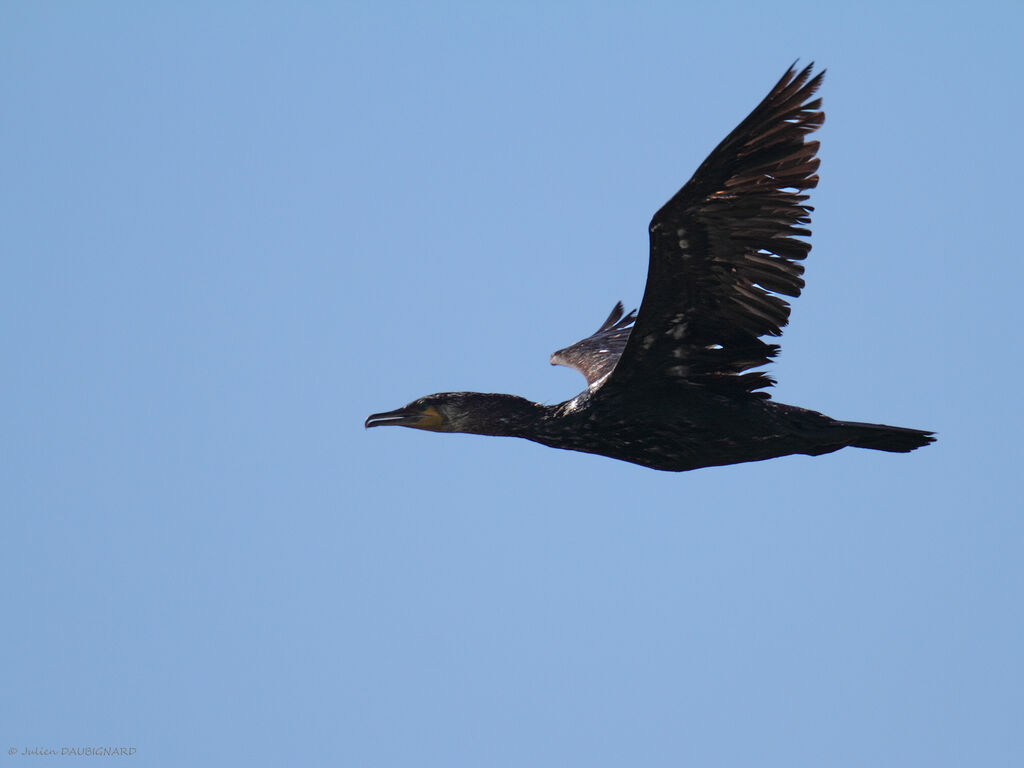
[3,3,1022,766]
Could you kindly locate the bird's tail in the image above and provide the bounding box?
[835,420,936,453]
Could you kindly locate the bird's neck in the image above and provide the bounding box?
[450,394,553,438]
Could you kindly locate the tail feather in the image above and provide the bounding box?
[837,420,936,453]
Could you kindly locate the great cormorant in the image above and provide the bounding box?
[365,65,935,472]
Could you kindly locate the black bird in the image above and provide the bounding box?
[365,65,935,472]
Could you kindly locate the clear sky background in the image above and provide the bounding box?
[3,2,1022,766]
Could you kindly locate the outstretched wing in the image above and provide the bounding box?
[604,64,824,398]
[550,302,637,387]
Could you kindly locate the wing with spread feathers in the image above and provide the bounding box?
[603,64,824,399]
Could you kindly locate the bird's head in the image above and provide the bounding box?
[365,394,452,432]
[365,392,542,435]
[364,393,486,433]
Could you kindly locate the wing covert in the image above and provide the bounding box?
[550,302,637,387]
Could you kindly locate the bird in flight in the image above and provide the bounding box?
[365,64,934,471]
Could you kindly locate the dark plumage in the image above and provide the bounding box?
[365,65,935,471]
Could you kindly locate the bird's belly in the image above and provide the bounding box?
[529,403,808,472]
